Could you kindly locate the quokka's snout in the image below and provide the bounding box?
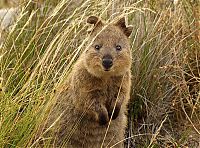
[102,54,113,70]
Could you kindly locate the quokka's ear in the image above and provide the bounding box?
[115,17,133,37]
[87,16,103,26]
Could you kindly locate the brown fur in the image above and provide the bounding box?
[45,16,133,148]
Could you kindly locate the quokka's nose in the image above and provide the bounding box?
[102,55,113,70]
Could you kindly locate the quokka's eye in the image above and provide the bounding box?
[116,45,122,51]
[95,45,101,50]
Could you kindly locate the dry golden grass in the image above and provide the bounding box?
[0,0,199,147]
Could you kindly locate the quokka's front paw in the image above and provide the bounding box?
[98,110,109,126]
[85,111,108,125]
[108,103,121,120]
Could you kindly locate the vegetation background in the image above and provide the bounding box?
[0,0,199,147]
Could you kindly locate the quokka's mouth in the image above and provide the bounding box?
[104,69,111,71]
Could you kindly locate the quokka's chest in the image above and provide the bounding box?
[81,76,124,99]
[88,84,119,98]
[104,83,120,98]
[89,80,121,102]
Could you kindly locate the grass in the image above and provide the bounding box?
[0,0,199,147]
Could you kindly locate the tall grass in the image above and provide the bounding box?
[0,0,199,147]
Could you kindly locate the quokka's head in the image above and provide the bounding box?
[83,16,133,77]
